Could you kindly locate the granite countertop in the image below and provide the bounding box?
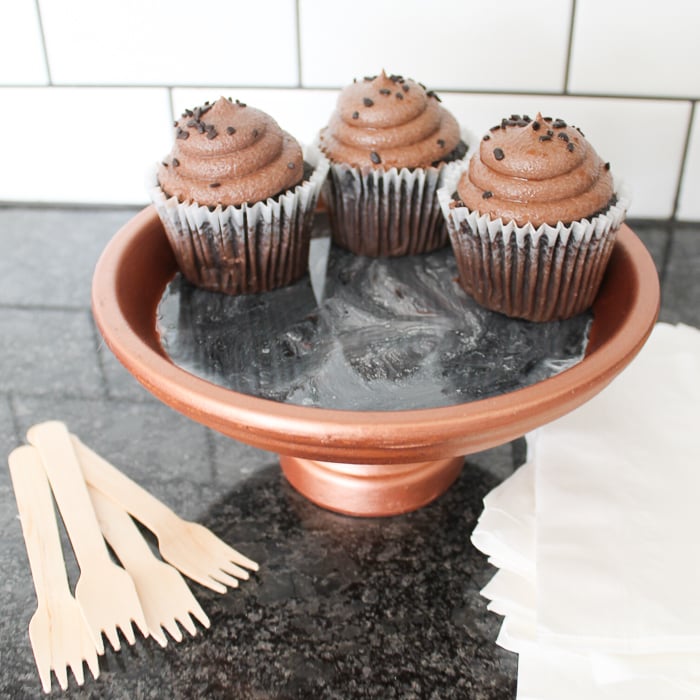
[0,207,698,699]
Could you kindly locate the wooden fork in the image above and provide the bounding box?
[8,445,100,694]
[27,421,149,651]
[72,435,259,594]
[88,484,210,647]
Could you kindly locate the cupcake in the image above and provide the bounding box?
[318,71,469,257]
[151,97,329,295]
[438,113,628,322]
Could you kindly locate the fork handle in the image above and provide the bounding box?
[87,485,158,575]
[71,436,176,535]
[8,445,73,609]
[27,422,113,570]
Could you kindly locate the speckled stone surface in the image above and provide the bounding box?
[0,207,696,699]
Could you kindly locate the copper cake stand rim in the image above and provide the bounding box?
[91,205,660,464]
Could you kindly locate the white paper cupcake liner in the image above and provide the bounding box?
[322,130,472,257]
[149,146,329,295]
[437,165,630,321]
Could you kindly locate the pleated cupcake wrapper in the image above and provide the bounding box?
[322,132,472,258]
[149,146,330,295]
[437,169,630,322]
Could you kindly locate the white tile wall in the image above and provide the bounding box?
[0,0,699,219]
[569,0,700,98]
[299,0,572,92]
[38,0,298,86]
[0,1,47,84]
[0,88,171,204]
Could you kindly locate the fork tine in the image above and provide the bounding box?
[219,559,250,580]
[163,617,184,643]
[54,661,69,691]
[103,626,121,652]
[177,613,197,638]
[84,648,100,681]
[120,620,136,646]
[211,570,241,590]
[191,599,210,629]
[68,656,85,687]
[149,624,168,648]
[35,658,51,695]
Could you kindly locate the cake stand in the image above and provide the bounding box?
[92,207,660,516]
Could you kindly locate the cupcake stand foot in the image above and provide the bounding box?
[278,455,465,517]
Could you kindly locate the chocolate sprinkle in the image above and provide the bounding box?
[437,139,445,148]
[364,75,377,82]
[402,83,410,92]
[539,134,552,142]
[490,125,501,132]
[172,158,180,167]
[426,90,441,102]
[370,151,381,164]
[226,126,236,135]
[161,161,168,167]
[482,190,493,199]
[235,99,247,107]
[604,162,611,170]
[493,148,505,160]
[547,130,554,137]
[209,183,221,188]
[352,111,359,119]
[395,92,404,100]
[176,127,189,140]
[553,119,567,128]
[557,132,569,142]
[379,88,391,95]
[532,121,541,131]
[567,142,575,152]
[483,134,491,141]
[252,128,259,138]
[363,98,374,107]
[205,125,218,140]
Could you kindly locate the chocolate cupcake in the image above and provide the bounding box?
[318,71,470,257]
[151,97,329,295]
[438,113,628,322]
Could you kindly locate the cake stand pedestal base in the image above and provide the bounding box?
[279,455,465,517]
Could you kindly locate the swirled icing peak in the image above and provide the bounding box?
[456,113,614,227]
[158,97,304,207]
[319,71,461,170]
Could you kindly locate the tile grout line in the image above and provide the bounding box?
[562,0,577,94]
[671,100,696,220]
[33,0,52,86]
[295,0,303,88]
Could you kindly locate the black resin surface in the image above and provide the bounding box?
[158,239,592,411]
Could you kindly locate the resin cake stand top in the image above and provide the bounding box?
[91,207,659,516]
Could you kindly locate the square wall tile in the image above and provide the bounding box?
[440,94,690,219]
[569,0,700,98]
[0,1,47,84]
[39,0,298,86]
[677,107,700,221]
[0,87,171,204]
[172,88,339,147]
[299,0,571,92]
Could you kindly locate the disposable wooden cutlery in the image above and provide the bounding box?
[73,435,259,594]
[8,445,100,693]
[27,421,149,652]
[87,484,210,647]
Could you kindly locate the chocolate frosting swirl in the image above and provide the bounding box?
[158,97,304,207]
[457,114,614,227]
[319,71,461,170]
